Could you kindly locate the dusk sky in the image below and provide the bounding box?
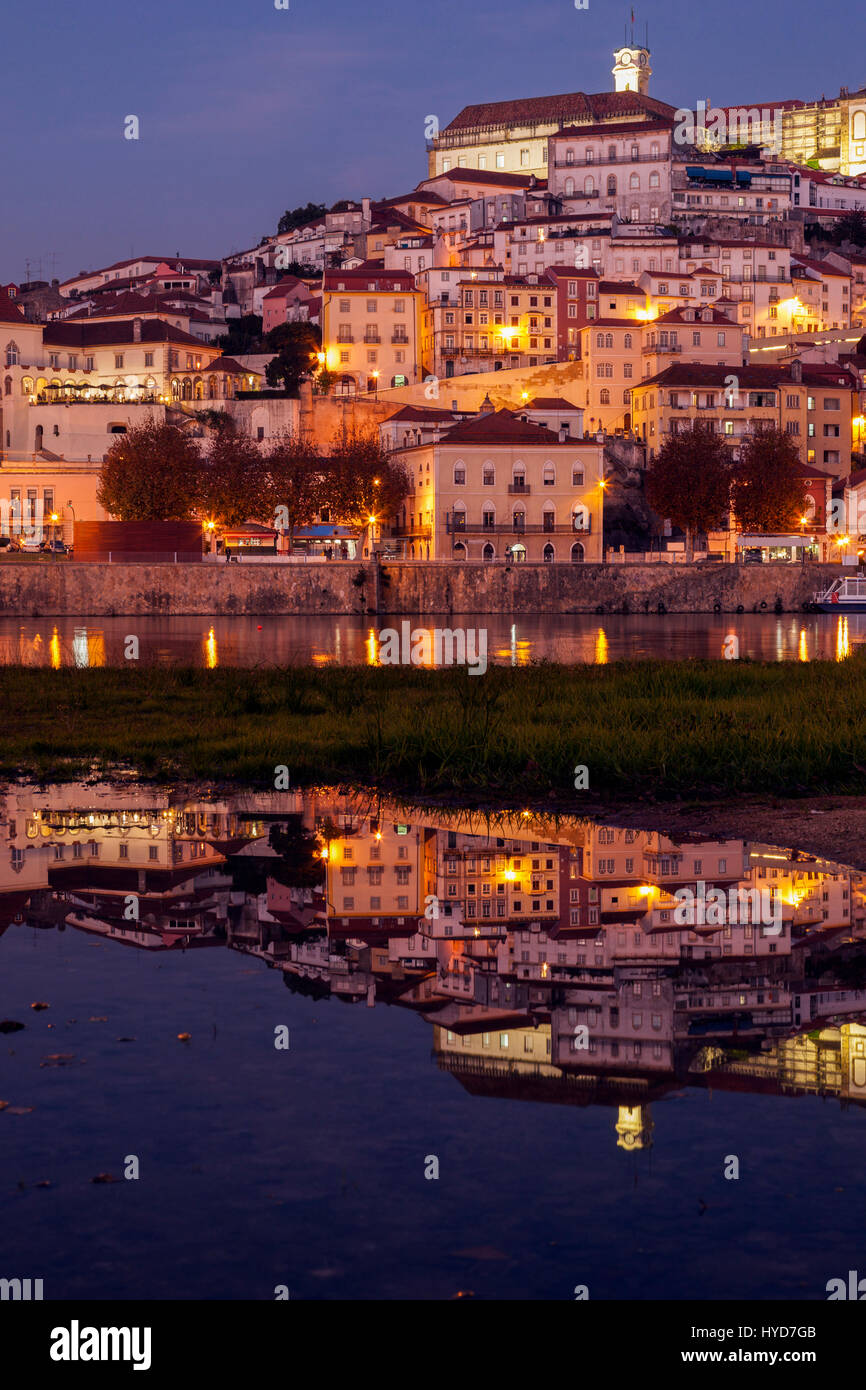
[2,0,858,284]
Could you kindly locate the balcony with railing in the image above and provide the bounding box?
[391,333,410,345]
[553,151,665,168]
[363,333,381,344]
[446,515,592,535]
[508,482,532,494]
[643,342,683,354]
[336,333,354,344]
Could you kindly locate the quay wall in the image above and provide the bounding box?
[0,561,846,617]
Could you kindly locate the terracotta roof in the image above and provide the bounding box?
[526,396,582,410]
[652,306,738,325]
[43,318,210,349]
[202,357,258,375]
[637,362,856,390]
[598,280,643,294]
[442,90,675,134]
[0,286,26,324]
[385,404,461,422]
[791,256,851,278]
[556,117,674,140]
[421,170,534,189]
[438,408,573,446]
[323,269,416,290]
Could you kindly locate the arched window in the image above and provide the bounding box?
[171,378,180,400]
[543,543,555,563]
[584,175,596,195]
[649,171,660,189]
[605,333,614,348]
[565,178,575,197]
[542,504,555,533]
[482,542,495,563]
[482,462,495,486]
[512,508,526,531]
[623,388,632,404]
[510,542,527,563]
[629,173,640,189]
[624,333,633,349]
[182,378,192,401]
[21,376,33,396]
[452,502,467,531]
[512,464,526,489]
[607,175,617,196]
[453,540,467,560]
[482,502,495,530]
[542,461,555,486]
[208,376,217,399]
[651,143,660,158]
[194,378,203,400]
[605,363,613,377]
[853,111,866,142]
[596,332,604,349]
[571,541,585,563]
[600,388,610,405]
[4,342,19,367]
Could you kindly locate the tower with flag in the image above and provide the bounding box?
[612,12,652,97]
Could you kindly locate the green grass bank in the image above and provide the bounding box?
[2,658,865,802]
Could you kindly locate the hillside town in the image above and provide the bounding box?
[3,35,866,565]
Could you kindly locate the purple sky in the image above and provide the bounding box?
[2,0,856,284]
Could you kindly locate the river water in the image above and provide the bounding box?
[2,781,866,1300]
[0,610,859,666]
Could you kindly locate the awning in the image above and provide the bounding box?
[292,525,357,538]
[736,534,812,547]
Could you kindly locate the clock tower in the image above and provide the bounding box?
[612,45,652,95]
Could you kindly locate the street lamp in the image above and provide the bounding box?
[372,369,380,400]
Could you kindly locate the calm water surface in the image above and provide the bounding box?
[2,783,866,1300]
[0,611,860,666]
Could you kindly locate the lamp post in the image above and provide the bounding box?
[372,369,380,400]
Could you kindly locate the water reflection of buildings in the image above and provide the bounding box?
[6,783,866,1141]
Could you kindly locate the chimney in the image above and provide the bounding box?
[362,197,371,223]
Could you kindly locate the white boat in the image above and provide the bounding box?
[813,577,866,612]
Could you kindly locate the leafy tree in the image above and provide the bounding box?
[96,420,204,520]
[217,313,263,356]
[729,428,806,533]
[264,432,326,538]
[326,425,413,531]
[264,321,322,396]
[645,425,732,559]
[277,202,327,236]
[200,415,269,526]
[836,209,866,248]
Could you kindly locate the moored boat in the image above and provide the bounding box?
[813,577,866,612]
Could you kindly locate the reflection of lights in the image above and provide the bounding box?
[837,615,850,662]
[594,627,608,664]
[205,626,218,669]
[798,628,808,663]
[49,626,61,669]
[365,630,378,668]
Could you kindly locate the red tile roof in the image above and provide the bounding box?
[438,408,575,446]
[555,117,674,140]
[43,318,211,349]
[0,286,26,324]
[420,170,535,189]
[443,90,675,134]
[526,396,582,410]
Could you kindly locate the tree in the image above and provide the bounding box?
[836,209,866,249]
[277,202,327,236]
[264,432,326,539]
[645,425,732,559]
[200,415,269,527]
[264,321,322,396]
[96,420,204,520]
[326,425,413,532]
[729,428,806,533]
[217,313,263,356]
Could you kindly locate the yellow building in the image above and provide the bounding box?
[388,399,604,563]
[321,267,422,395]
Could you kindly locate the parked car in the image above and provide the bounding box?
[19,536,44,553]
[0,536,20,552]
[45,539,69,554]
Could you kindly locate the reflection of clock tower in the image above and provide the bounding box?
[612,45,652,95]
